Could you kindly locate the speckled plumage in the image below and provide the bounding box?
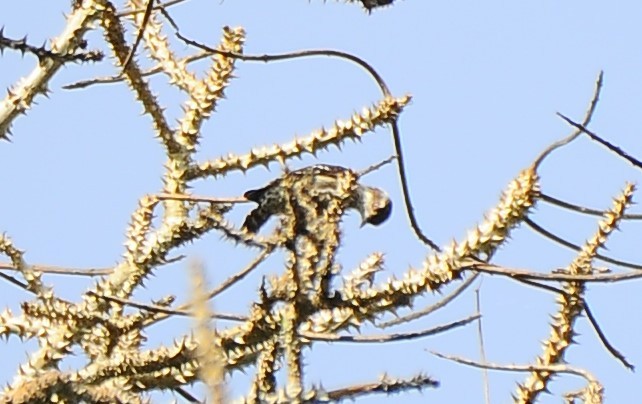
[242,165,392,233]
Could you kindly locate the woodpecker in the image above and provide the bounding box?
[242,165,392,233]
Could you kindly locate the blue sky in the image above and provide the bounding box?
[1,1,642,402]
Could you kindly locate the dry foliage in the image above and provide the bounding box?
[0,1,639,403]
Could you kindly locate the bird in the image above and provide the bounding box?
[241,164,392,233]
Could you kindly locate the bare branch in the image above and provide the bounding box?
[470,262,642,283]
[532,71,603,169]
[379,274,479,328]
[558,113,642,170]
[525,217,642,270]
[302,313,479,343]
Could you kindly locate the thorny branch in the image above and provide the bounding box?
[0,1,640,403]
[0,28,103,63]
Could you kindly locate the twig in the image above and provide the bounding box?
[582,300,634,370]
[0,263,112,276]
[117,0,188,17]
[508,276,567,295]
[557,113,642,170]
[168,31,392,97]
[207,247,275,300]
[475,282,491,404]
[325,374,439,401]
[532,71,603,169]
[63,50,212,89]
[0,28,103,63]
[0,254,184,277]
[379,274,479,328]
[0,272,30,291]
[541,192,642,220]
[121,0,156,71]
[302,314,479,343]
[430,351,600,384]
[156,193,249,204]
[87,291,247,322]
[390,120,441,251]
[470,262,642,283]
[525,217,642,270]
[173,386,200,403]
[358,155,397,177]
[140,246,277,329]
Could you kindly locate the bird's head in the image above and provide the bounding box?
[356,186,392,227]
